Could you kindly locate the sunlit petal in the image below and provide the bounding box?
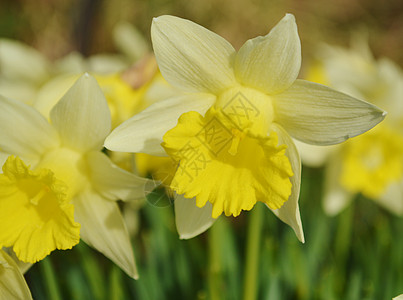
[174,194,216,239]
[74,189,138,279]
[0,95,59,162]
[152,15,236,93]
[50,73,111,152]
[0,250,33,300]
[235,14,301,94]
[273,80,386,145]
[105,93,215,155]
[270,123,304,243]
[87,151,149,201]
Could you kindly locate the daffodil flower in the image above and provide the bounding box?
[0,249,32,300]
[105,14,385,242]
[300,39,403,216]
[0,74,148,278]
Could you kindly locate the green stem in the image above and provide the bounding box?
[243,203,264,300]
[40,257,62,300]
[208,218,223,300]
[76,242,106,300]
[334,200,355,293]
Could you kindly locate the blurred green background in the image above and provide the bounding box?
[1,0,403,299]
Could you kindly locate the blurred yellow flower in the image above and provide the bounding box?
[0,74,148,278]
[340,126,403,199]
[106,14,385,242]
[301,39,403,216]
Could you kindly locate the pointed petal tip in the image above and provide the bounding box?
[298,232,305,244]
[76,72,91,81]
[178,231,208,240]
[284,13,296,21]
[124,262,139,279]
[179,234,189,240]
[103,134,117,151]
[152,15,173,26]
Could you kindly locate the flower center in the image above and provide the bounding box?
[35,147,89,198]
[215,85,274,136]
[162,108,293,218]
[0,156,80,263]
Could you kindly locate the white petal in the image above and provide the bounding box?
[86,151,149,201]
[175,194,216,239]
[105,93,215,155]
[50,73,111,152]
[234,14,301,95]
[0,95,59,161]
[0,80,37,104]
[393,294,403,300]
[151,15,236,93]
[0,249,33,300]
[273,80,386,145]
[34,74,79,119]
[73,189,138,279]
[87,54,127,74]
[322,153,354,216]
[0,38,50,85]
[377,181,403,216]
[2,248,33,275]
[113,22,149,62]
[270,123,304,243]
[377,58,403,123]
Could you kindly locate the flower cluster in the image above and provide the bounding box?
[0,13,392,298]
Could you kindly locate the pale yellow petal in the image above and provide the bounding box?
[234,14,301,95]
[105,93,215,155]
[34,74,79,119]
[270,123,304,243]
[174,194,216,239]
[0,250,33,300]
[0,38,49,85]
[87,151,149,201]
[151,15,236,93]
[113,22,149,62]
[73,189,138,279]
[273,79,386,145]
[0,95,59,162]
[50,73,111,152]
